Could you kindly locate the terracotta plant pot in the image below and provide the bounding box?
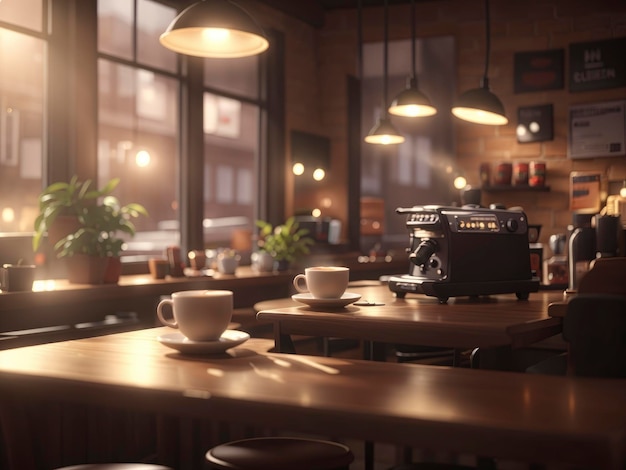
[102,256,122,284]
[65,254,108,284]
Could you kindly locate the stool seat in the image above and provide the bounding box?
[206,436,354,470]
[55,465,173,470]
[389,464,476,470]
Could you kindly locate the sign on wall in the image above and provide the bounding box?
[569,37,626,92]
[569,100,626,159]
[570,172,601,213]
[517,104,554,143]
[514,49,564,93]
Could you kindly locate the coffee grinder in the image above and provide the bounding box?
[568,213,595,291]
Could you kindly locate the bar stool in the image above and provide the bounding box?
[389,465,476,470]
[205,436,354,469]
[54,465,173,470]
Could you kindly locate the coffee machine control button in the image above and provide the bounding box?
[505,219,519,232]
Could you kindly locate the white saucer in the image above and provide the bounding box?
[291,292,362,308]
[157,330,250,355]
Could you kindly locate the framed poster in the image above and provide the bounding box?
[569,37,626,92]
[570,172,601,212]
[514,49,564,93]
[569,100,626,159]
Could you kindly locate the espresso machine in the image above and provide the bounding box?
[388,205,540,303]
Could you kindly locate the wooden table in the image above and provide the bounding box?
[1,327,625,470]
[255,284,564,364]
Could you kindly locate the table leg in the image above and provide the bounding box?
[274,323,296,353]
[472,346,514,370]
[363,341,386,361]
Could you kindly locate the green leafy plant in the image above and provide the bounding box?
[56,193,148,258]
[34,176,147,258]
[256,216,314,263]
[33,176,119,252]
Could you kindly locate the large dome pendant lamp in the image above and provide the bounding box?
[365,0,405,145]
[388,0,436,118]
[451,0,508,125]
[159,0,269,58]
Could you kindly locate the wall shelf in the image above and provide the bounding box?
[482,185,551,192]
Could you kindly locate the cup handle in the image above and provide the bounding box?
[293,274,309,293]
[156,299,178,329]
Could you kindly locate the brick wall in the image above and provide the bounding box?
[248,0,626,250]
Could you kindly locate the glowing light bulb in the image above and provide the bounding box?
[2,207,15,223]
[292,162,304,175]
[453,176,467,190]
[135,150,151,167]
[203,28,230,42]
[312,168,325,181]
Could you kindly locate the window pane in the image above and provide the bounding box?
[0,0,43,32]
[203,92,259,248]
[361,37,456,249]
[204,56,259,99]
[137,0,177,72]
[97,59,179,258]
[0,28,45,233]
[98,0,133,60]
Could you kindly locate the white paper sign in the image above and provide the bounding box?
[569,100,626,159]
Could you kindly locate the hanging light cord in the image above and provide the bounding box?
[383,0,389,113]
[410,0,416,80]
[482,0,491,87]
[358,0,363,81]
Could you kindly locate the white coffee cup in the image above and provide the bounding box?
[293,266,349,299]
[156,290,233,341]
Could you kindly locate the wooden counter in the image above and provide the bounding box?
[0,267,294,349]
[1,327,625,470]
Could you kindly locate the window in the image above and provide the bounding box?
[98,0,265,258]
[98,0,180,258]
[0,0,46,233]
[0,0,267,268]
[361,36,456,249]
[201,35,263,251]
[202,91,260,247]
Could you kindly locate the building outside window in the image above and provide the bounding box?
[97,0,265,259]
[0,0,46,234]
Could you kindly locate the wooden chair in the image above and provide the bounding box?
[563,293,626,378]
[527,293,626,378]
[205,436,354,469]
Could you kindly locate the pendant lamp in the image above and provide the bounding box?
[388,0,436,117]
[365,0,405,145]
[451,0,507,125]
[160,0,269,58]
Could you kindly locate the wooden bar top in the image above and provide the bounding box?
[1,267,294,305]
[0,327,625,469]
[257,286,564,350]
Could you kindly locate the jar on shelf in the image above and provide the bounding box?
[529,161,546,187]
[494,162,512,185]
[512,162,529,186]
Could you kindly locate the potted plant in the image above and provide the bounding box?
[256,217,314,271]
[33,176,119,253]
[36,177,147,284]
